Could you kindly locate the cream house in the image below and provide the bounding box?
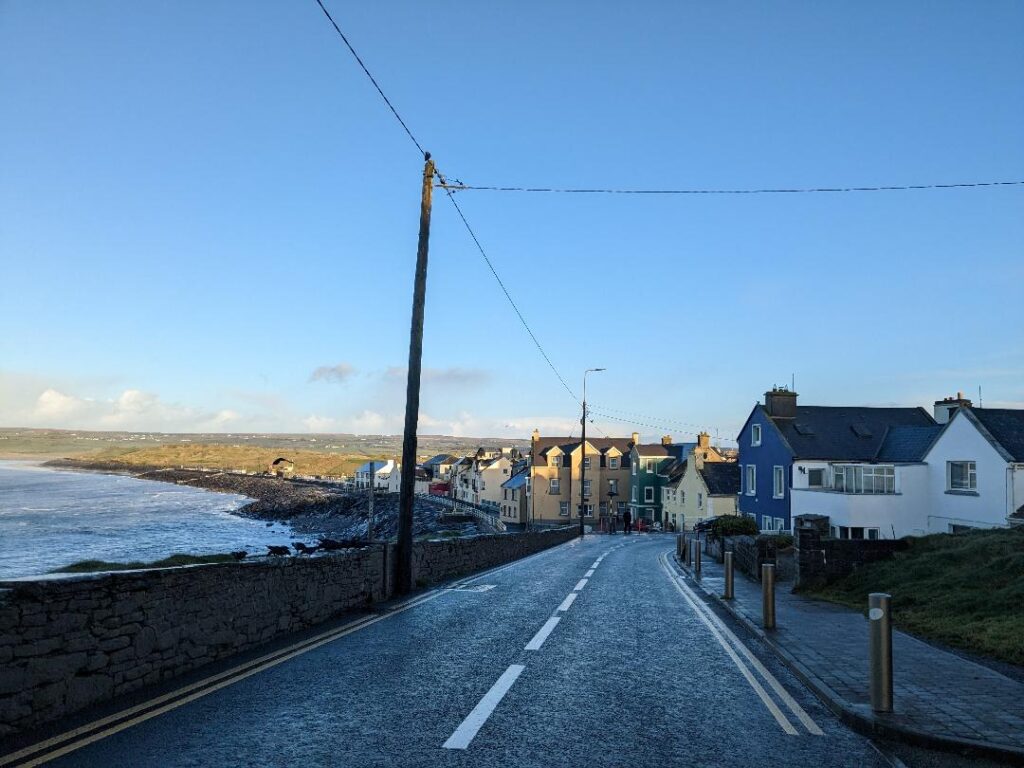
[529,430,636,528]
[661,433,738,530]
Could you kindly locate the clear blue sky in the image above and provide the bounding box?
[2,1,1022,441]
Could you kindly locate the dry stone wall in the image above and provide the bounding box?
[0,527,577,738]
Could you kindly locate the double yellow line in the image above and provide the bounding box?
[0,590,442,768]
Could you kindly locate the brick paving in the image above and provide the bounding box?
[682,549,1024,757]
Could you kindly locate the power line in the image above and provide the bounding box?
[440,180,1024,195]
[435,169,581,407]
[590,404,740,434]
[311,0,581,413]
[312,0,425,156]
[589,410,738,445]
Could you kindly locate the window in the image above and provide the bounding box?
[609,456,620,470]
[559,501,569,516]
[751,424,762,446]
[549,478,560,494]
[867,528,880,540]
[645,460,655,473]
[599,501,608,516]
[632,486,637,502]
[745,465,756,496]
[632,461,637,476]
[582,479,592,498]
[774,517,786,532]
[680,490,686,505]
[947,461,976,491]
[662,488,670,503]
[550,455,562,468]
[608,479,618,494]
[583,457,592,470]
[773,466,785,499]
[644,486,654,503]
[697,492,703,509]
[807,468,824,488]
[833,465,895,494]
[584,504,594,517]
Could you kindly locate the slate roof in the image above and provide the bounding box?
[970,408,1024,462]
[502,469,529,490]
[423,454,457,466]
[635,442,695,459]
[874,425,943,462]
[532,436,636,461]
[699,462,741,495]
[767,405,935,461]
[662,458,687,483]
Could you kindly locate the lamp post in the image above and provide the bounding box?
[580,368,606,536]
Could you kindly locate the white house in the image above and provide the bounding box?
[354,459,397,490]
[921,403,1024,532]
[790,395,1024,539]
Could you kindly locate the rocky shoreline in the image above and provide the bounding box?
[43,459,482,541]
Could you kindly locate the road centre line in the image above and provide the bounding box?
[664,553,824,736]
[557,593,577,612]
[442,664,525,750]
[9,589,447,768]
[591,560,601,568]
[524,616,561,651]
[657,554,799,736]
[584,569,595,578]
[573,578,588,592]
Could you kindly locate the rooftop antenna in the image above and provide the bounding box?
[791,373,795,392]
[978,385,983,408]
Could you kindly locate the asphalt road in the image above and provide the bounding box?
[11,535,1000,767]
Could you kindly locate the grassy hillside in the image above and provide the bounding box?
[810,527,1024,666]
[89,445,387,478]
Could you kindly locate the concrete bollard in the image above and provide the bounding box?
[869,593,894,713]
[684,536,691,566]
[761,563,776,629]
[677,534,684,560]
[693,539,701,577]
[723,551,734,600]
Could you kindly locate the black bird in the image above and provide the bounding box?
[266,545,291,556]
[230,551,247,561]
[293,542,318,555]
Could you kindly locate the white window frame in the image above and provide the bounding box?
[582,479,592,498]
[550,455,562,468]
[697,492,703,509]
[807,467,824,488]
[608,479,618,494]
[946,461,977,491]
[773,465,785,499]
[774,517,785,532]
[608,456,620,470]
[632,486,637,502]
[559,501,569,516]
[632,461,637,476]
[645,459,655,472]
[745,465,756,496]
[583,456,592,470]
[644,486,654,503]
[549,477,560,494]
[751,424,762,447]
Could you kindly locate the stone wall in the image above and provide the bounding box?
[0,527,577,738]
[794,526,906,589]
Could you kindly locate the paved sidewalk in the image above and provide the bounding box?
[677,547,1024,762]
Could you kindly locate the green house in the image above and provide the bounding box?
[629,439,690,525]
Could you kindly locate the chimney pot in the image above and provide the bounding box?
[631,432,640,445]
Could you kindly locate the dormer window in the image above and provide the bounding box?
[583,457,592,470]
[550,455,562,468]
[608,456,620,470]
[751,424,762,447]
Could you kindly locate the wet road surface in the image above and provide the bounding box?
[8,535,981,767]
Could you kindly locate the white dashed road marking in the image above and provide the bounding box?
[573,578,588,592]
[525,616,562,651]
[442,664,526,750]
[557,593,577,612]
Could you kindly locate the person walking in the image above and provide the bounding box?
[622,508,632,535]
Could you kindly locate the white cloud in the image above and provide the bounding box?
[384,366,490,387]
[34,388,89,420]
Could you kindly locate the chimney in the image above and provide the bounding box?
[531,428,540,443]
[697,432,710,449]
[933,393,972,424]
[631,432,640,445]
[764,387,798,418]
[661,435,672,446]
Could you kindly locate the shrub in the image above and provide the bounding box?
[710,515,759,539]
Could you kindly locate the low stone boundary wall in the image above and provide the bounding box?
[795,527,906,589]
[0,526,577,738]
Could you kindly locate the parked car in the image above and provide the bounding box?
[693,516,724,534]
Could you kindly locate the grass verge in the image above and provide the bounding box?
[54,553,236,573]
[808,527,1024,666]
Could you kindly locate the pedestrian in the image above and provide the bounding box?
[623,509,632,535]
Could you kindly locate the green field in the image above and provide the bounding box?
[809,527,1024,666]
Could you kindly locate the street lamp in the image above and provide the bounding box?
[579,368,605,536]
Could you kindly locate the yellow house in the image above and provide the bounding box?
[529,430,638,528]
[661,434,740,530]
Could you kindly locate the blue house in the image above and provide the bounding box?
[737,388,935,533]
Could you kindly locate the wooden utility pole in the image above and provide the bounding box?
[396,153,435,594]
